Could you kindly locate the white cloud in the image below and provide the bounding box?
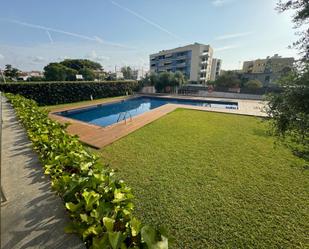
[57,56,69,61]
[85,50,110,62]
[215,45,240,52]
[215,32,253,40]
[211,0,233,7]
[30,56,45,63]
[109,0,182,40]
[46,30,54,44]
[6,19,134,49]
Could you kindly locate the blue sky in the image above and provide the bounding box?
[0,0,298,71]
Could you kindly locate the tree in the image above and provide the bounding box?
[4,64,19,79]
[244,79,263,90]
[60,59,102,71]
[265,64,309,157]
[149,73,159,86]
[265,0,309,158]
[79,68,95,81]
[44,59,103,81]
[44,63,70,81]
[173,71,187,86]
[139,73,151,86]
[277,0,309,61]
[152,71,186,92]
[214,71,241,88]
[121,66,135,80]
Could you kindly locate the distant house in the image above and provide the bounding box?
[17,71,44,81]
[76,74,84,80]
[28,71,43,77]
[242,54,294,86]
[116,71,124,80]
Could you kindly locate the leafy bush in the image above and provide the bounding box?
[244,79,263,90]
[5,93,168,249]
[214,71,241,88]
[0,81,138,106]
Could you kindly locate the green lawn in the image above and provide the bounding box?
[98,109,308,248]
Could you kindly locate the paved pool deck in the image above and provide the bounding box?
[49,95,268,149]
[1,98,85,249]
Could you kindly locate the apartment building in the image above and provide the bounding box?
[150,43,213,84]
[242,54,294,85]
[210,58,222,81]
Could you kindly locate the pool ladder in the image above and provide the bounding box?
[117,111,132,124]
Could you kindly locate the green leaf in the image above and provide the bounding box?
[141,225,157,246]
[80,162,93,171]
[92,234,109,249]
[103,217,115,232]
[108,232,125,249]
[82,225,103,239]
[65,202,82,212]
[141,226,168,249]
[130,217,141,237]
[82,190,100,211]
[113,189,126,203]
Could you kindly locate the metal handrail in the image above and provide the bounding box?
[117,112,125,123]
[123,111,132,124]
[117,111,132,124]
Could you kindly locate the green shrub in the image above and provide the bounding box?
[244,79,263,90]
[0,81,138,106]
[5,93,168,249]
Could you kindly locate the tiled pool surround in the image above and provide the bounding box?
[50,95,266,148]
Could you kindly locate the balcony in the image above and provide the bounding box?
[176,55,187,60]
[201,61,208,65]
[200,68,207,73]
[163,60,172,65]
[176,62,187,68]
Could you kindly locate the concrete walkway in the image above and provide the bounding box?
[1,98,85,249]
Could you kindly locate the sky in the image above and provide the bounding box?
[0,0,299,72]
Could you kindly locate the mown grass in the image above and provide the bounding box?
[43,95,127,111]
[98,109,308,248]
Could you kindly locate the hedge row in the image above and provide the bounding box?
[0,81,139,106]
[6,93,168,249]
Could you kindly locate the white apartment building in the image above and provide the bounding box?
[210,58,222,81]
[150,43,214,84]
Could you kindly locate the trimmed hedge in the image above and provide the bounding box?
[0,81,138,106]
[6,93,168,249]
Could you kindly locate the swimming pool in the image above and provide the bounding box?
[58,96,238,127]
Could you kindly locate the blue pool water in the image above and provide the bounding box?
[59,96,238,127]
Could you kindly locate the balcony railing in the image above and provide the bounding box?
[176,55,187,60]
[176,62,187,68]
[200,52,209,57]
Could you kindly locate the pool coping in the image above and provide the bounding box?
[49,95,267,149]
